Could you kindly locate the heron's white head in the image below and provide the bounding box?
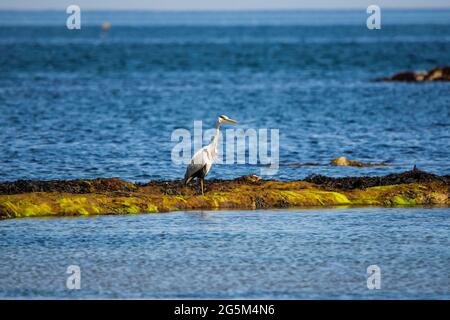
[216,115,237,126]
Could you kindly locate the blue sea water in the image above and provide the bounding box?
[0,11,449,300]
[0,10,449,182]
[0,208,449,299]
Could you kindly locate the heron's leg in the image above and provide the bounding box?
[200,178,204,196]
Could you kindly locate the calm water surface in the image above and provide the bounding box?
[0,208,449,299]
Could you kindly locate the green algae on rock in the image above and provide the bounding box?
[0,169,448,219]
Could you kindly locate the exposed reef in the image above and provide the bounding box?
[330,156,387,167]
[378,66,450,82]
[305,166,448,190]
[0,178,137,195]
[0,169,448,219]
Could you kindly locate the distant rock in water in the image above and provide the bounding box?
[101,21,111,31]
[330,156,387,167]
[378,66,450,82]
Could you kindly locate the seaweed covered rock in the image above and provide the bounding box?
[0,169,448,219]
[305,167,448,190]
[0,178,136,195]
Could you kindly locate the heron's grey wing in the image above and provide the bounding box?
[184,163,205,184]
[184,148,207,184]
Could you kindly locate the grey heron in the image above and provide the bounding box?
[183,115,237,195]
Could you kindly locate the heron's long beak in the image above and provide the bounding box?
[224,118,237,124]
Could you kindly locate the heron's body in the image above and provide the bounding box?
[183,115,237,195]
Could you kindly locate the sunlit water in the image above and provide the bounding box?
[0,208,449,299]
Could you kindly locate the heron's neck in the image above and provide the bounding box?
[209,123,222,156]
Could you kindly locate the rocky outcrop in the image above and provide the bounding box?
[379,66,450,82]
[0,169,448,219]
[0,178,136,195]
[330,156,387,167]
[305,166,448,190]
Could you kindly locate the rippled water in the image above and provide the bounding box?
[0,208,449,299]
[0,11,449,182]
